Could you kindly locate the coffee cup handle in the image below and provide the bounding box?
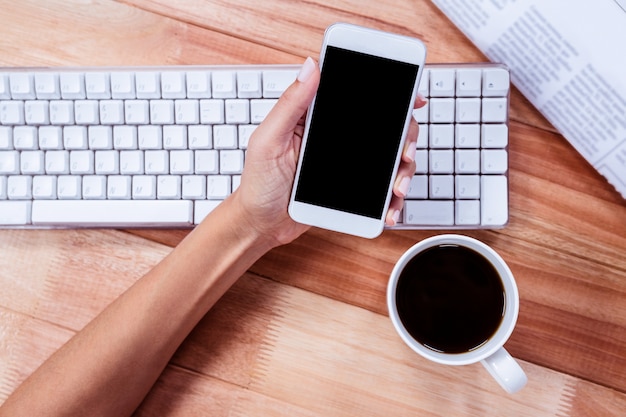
[480,347,527,393]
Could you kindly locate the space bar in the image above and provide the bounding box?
[32,200,193,227]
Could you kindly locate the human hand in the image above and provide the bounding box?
[387,93,428,226]
[232,57,427,246]
[232,57,320,247]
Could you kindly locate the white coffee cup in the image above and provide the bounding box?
[387,234,527,393]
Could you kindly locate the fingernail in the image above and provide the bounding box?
[398,176,411,197]
[391,209,401,225]
[297,57,316,82]
[416,93,428,106]
[405,142,416,162]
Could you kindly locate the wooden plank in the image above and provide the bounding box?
[0,0,300,68]
[0,230,168,331]
[4,265,625,416]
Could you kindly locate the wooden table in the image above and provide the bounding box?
[1,1,625,415]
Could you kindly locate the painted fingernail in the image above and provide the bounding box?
[297,57,316,82]
[405,142,417,162]
[391,209,401,225]
[398,176,411,197]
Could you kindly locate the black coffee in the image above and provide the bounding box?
[395,244,505,354]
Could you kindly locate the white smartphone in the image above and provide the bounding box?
[288,23,427,239]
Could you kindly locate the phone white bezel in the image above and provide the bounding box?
[288,23,427,239]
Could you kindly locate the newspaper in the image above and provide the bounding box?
[431,0,626,199]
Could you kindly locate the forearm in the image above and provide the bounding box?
[0,193,275,417]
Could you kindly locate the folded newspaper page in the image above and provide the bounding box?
[432,0,626,199]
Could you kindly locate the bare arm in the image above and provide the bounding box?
[0,57,423,416]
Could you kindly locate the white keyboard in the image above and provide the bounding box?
[0,63,509,229]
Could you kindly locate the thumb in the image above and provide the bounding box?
[260,57,320,137]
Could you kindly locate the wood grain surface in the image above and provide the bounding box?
[1,1,625,416]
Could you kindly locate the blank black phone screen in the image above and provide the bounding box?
[294,46,419,219]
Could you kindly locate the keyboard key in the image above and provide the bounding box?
[430,175,454,199]
[429,149,454,174]
[111,72,135,99]
[0,151,19,174]
[212,71,237,98]
[25,100,50,125]
[0,75,9,100]
[407,175,428,199]
[170,150,194,174]
[429,124,454,148]
[188,125,212,149]
[455,124,480,148]
[75,100,99,125]
[250,99,276,123]
[32,175,56,199]
[145,150,169,174]
[225,99,250,124]
[45,151,70,174]
[429,98,455,123]
[237,71,262,98]
[263,70,298,98]
[200,99,224,124]
[83,175,107,199]
[57,175,81,199]
[0,127,12,149]
[13,126,38,150]
[161,71,186,99]
[0,201,31,225]
[456,68,482,97]
[35,73,61,99]
[20,151,45,174]
[482,124,508,148]
[482,97,508,123]
[108,175,132,199]
[7,175,32,199]
[456,98,481,123]
[482,149,508,174]
[186,71,211,98]
[182,175,206,199]
[163,125,187,149]
[429,69,455,97]
[150,100,174,124]
[125,100,150,124]
[157,175,181,199]
[1,100,25,125]
[175,100,199,124]
[95,150,119,174]
[100,100,125,125]
[85,72,111,99]
[50,100,74,124]
[404,200,454,226]
[482,67,510,97]
[455,200,480,225]
[132,175,156,199]
[135,72,160,99]
[481,175,508,226]
[455,175,480,199]
[455,149,480,174]
[10,73,36,99]
[120,150,144,175]
[31,200,193,226]
[220,149,244,174]
[64,126,88,149]
[60,73,86,99]
[207,175,230,199]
